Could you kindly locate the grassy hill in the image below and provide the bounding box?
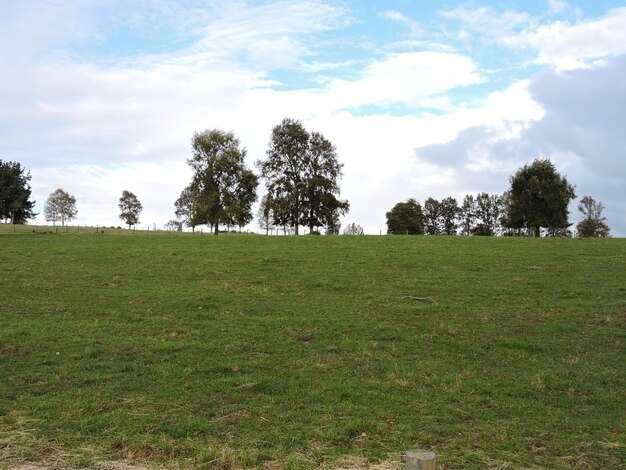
[1,230,624,469]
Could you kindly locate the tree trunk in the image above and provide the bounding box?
[534,225,541,238]
[214,221,219,236]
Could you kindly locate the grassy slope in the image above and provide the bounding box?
[0,232,624,469]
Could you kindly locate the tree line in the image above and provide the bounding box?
[0,123,612,238]
[386,159,610,237]
[171,118,348,235]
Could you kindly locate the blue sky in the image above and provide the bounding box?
[1,0,625,235]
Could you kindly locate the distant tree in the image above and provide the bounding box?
[175,185,205,232]
[422,197,441,235]
[386,199,424,235]
[165,219,183,231]
[343,222,364,235]
[0,159,36,224]
[576,196,610,238]
[324,203,346,235]
[188,129,258,235]
[257,194,276,235]
[502,158,576,237]
[545,227,573,238]
[459,194,476,236]
[44,188,77,226]
[439,196,460,235]
[258,118,348,235]
[473,193,503,236]
[118,190,142,228]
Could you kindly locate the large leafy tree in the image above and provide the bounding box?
[258,118,348,235]
[576,196,610,238]
[302,132,349,234]
[386,198,424,235]
[258,118,309,235]
[118,190,142,228]
[44,188,77,226]
[0,159,36,224]
[188,129,258,235]
[503,159,576,237]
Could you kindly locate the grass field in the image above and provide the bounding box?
[0,228,624,469]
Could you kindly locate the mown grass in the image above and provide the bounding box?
[0,228,624,469]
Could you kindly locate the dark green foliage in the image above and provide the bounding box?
[474,192,504,236]
[503,159,576,237]
[174,185,205,232]
[459,194,476,236]
[187,129,258,235]
[423,197,442,235]
[118,190,142,228]
[258,118,309,235]
[0,159,36,223]
[438,196,459,235]
[386,198,424,234]
[258,119,348,235]
[576,196,610,238]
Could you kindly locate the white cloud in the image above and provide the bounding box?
[500,7,626,70]
[321,51,484,110]
[440,6,530,38]
[382,10,423,37]
[548,0,569,14]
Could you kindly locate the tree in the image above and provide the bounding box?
[257,194,276,235]
[258,118,348,235]
[386,199,424,235]
[473,193,503,236]
[502,158,576,237]
[188,129,258,235]
[576,196,610,237]
[175,185,205,232]
[439,197,460,235]
[343,222,364,235]
[165,219,183,231]
[459,194,476,236]
[302,132,349,234]
[258,118,309,235]
[0,159,36,224]
[44,188,77,226]
[423,198,442,235]
[119,190,142,228]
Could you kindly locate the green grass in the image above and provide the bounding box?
[1,228,624,469]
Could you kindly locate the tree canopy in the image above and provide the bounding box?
[502,159,576,237]
[44,188,77,226]
[0,159,36,224]
[118,190,142,228]
[258,118,348,235]
[386,199,424,235]
[186,129,258,235]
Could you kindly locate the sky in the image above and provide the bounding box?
[1,0,625,235]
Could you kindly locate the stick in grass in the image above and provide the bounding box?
[401,296,437,304]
